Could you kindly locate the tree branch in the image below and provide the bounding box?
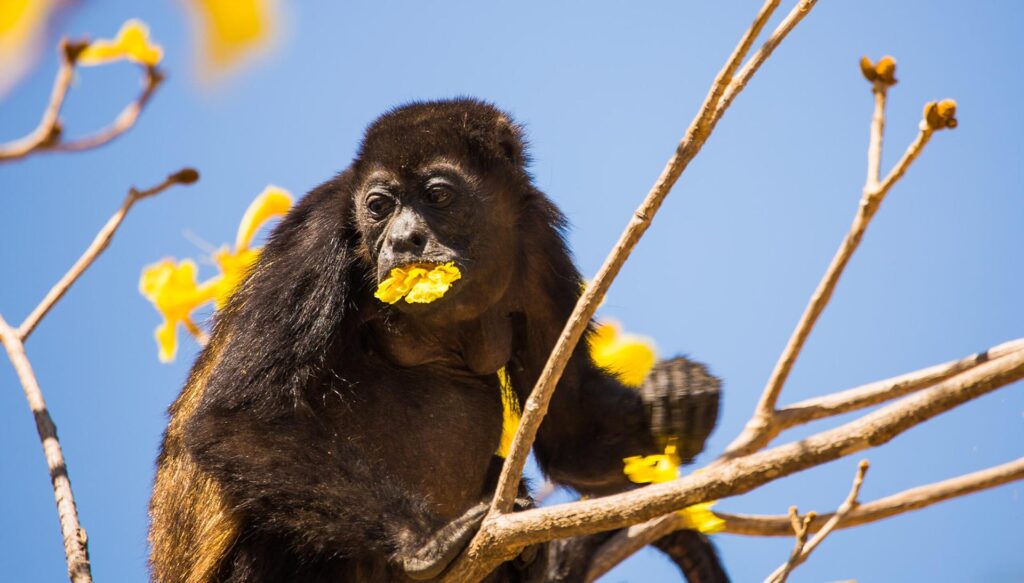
[53,66,164,153]
[0,40,85,162]
[18,169,200,342]
[723,78,957,461]
[718,456,1024,536]
[0,315,92,583]
[461,349,1024,554]
[775,337,1024,429]
[0,41,163,163]
[766,460,868,583]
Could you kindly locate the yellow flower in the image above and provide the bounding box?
[589,320,657,387]
[623,444,725,534]
[182,0,278,81]
[0,0,63,97]
[677,501,725,534]
[374,262,462,305]
[139,259,218,362]
[495,367,520,458]
[211,185,292,308]
[78,19,163,67]
[624,444,682,484]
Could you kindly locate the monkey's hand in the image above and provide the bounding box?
[401,502,488,580]
[401,498,535,580]
[639,356,721,463]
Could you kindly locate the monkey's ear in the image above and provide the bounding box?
[494,115,527,167]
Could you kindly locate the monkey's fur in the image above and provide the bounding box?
[149,99,726,582]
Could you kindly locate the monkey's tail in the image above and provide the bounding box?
[653,529,730,583]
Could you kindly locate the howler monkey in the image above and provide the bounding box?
[149,99,726,583]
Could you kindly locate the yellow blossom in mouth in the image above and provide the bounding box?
[78,19,164,67]
[589,320,657,388]
[623,444,725,534]
[374,262,462,305]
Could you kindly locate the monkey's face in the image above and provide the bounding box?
[354,158,519,322]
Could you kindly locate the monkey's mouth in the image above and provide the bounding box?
[373,261,463,305]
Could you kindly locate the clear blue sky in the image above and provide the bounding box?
[1,2,1021,581]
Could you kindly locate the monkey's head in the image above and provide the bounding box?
[350,99,532,322]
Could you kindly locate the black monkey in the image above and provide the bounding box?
[149,99,725,582]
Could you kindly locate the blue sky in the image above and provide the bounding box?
[1,1,1021,581]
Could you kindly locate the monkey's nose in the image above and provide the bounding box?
[387,226,427,255]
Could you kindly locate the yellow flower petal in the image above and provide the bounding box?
[676,501,726,534]
[155,319,178,363]
[623,448,681,484]
[184,0,277,80]
[0,0,61,96]
[79,19,163,67]
[139,258,217,362]
[212,247,260,308]
[589,320,657,387]
[495,367,521,458]
[374,262,462,305]
[234,185,293,250]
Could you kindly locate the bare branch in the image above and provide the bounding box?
[53,67,164,152]
[719,456,1024,536]
[766,460,869,583]
[487,0,790,517]
[462,350,1024,552]
[0,42,163,163]
[18,169,200,342]
[723,90,954,460]
[0,40,85,162]
[585,338,1024,579]
[0,315,92,583]
[765,507,816,583]
[775,337,1024,429]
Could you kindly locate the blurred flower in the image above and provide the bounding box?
[496,367,520,458]
[78,19,163,67]
[374,263,463,305]
[140,185,291,362]
[212,185,292,308]
[0,0,65,96]
[182,0,279,82]
[139,259,218,362]
[624,444,725,534]
[589,320,657,387]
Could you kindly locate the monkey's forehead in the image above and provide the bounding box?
[355,99,522,173]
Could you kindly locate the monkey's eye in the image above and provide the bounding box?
[424,185,453,207]
[365,193,395,218]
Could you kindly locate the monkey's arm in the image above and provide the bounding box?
[530,350,720,497]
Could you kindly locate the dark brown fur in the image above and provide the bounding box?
[149,99,725,582]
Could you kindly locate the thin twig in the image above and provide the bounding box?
[54,67,164,152]
[0,40,85,162]
[487,0,787,518]
[718,456,1024,536]
[584,340,1022,579]
[767,460,869,583]
[18,169,200,342]
[0,43,163,163]
[723,101,947,460]
[775,337,1024,429]
[466,349,1024,551]
[0,315,92,583]
[711,0,820,126]
[765,507,816,583]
